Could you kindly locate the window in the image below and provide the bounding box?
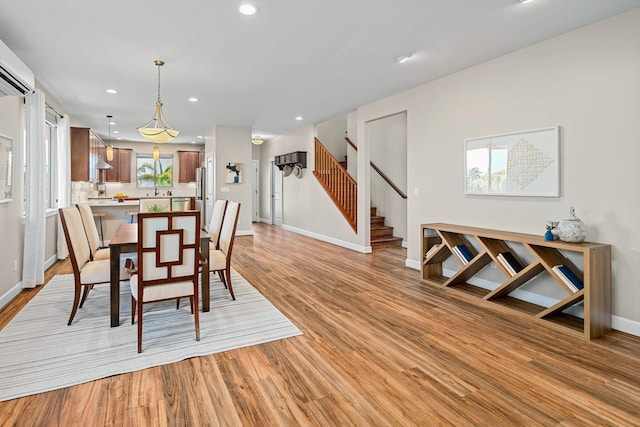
[136,154,173,188]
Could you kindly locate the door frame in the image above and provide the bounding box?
[270,160,283,226]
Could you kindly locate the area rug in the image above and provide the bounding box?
[0,270,303,402]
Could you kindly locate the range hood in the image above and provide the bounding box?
[95,159,112,170]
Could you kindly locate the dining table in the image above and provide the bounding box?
[109,223,211,327]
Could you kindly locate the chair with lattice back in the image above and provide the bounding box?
[128,210,204,353]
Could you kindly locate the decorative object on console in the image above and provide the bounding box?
[557,206,587,243]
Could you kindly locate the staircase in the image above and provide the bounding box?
[370,207,403,249]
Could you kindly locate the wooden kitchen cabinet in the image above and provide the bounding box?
[71,127,105,182]
[177,150,200,183]
[106,148,132,183]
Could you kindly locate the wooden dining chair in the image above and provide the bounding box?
[139,198,171,213]
[209,201,240,300]
[128,211,205,353]
[59,206,130,325]
[207,199,228,250]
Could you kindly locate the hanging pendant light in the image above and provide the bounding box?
[251,136,264,145]
[138,60,179,143]
[106,115,114,161]
[153,145,160,161]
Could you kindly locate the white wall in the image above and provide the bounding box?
[259,125,362,249]
[212,126,253,235]
[316,115,347,161]
[357,8,640,328]
[0,95,24,306]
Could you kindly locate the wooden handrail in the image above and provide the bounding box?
[344,137,407,200]
[313,138,357,232]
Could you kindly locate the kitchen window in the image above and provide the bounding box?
[136,154,173,188]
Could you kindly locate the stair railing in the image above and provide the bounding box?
[345,137,407,200]
[313,138,357,232]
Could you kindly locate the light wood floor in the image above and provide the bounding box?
[1,223,640,426]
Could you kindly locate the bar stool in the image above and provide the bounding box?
[126,211,138,224]
[92,211,107,247]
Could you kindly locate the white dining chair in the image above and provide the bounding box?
[209,201,240,300]
[59,206,130,325]
[76,203,110,260]
[207,199,228,250]
[128,211,205,353]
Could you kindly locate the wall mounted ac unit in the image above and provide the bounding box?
[0,38,35,96]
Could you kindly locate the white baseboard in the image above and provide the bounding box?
[0,281,23,311]
[236,229,254,236]
[44,254,58,270]
[612,316,640,337]
[282,225,371,253]
[258,217,271,224]
[405,259,638,338]
[402,239,408,249]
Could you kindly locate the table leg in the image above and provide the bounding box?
[201,237,210,312]
[110,244,121,327]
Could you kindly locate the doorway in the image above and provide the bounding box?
[271,161,283,226]
[251,160,259,222]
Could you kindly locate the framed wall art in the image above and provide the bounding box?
[0,134,13,203]
[464,126,560,197]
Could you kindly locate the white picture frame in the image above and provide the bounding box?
[464,126,560,197]
[0,134,13,204]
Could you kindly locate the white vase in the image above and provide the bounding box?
[557,207,586,243]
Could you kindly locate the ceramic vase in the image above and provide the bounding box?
[557,207,587,243]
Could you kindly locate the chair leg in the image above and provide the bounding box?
[193,283,200,341]
[131,296,136,324]
[176,298,181,309]
[67,282,82,325]
[137,300,143,353]
[189,296,194,314]
[218,271,227,288]
[79,284,91,308]
[225,268,235,300]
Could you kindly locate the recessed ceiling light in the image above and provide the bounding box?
[295,116,303,121]
[191,141,196,144]
[519,0,535,3]
[109,121,116,126]
[116,137,123,140]
[396,55,413,64]
[105,89,118,94]
[197,135,203,139]
[113,130,119,134]
[239,4,258,15]
[188,97,199,102]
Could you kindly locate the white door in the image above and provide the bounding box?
[271,161,283,226]
[252,160,259,222]
[206,155,214,226]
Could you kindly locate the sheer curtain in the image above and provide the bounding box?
[56,114,70,259]
[22,89,46,288]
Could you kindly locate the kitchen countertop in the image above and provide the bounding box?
[87,196,195,207]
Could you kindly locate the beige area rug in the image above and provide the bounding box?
[0,270,302,402]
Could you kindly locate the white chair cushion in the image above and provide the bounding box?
[92,248,111,261]
[209,249,227,270]
[79,257,131,284]
[130,275,195,302]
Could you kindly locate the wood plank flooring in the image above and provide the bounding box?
[1,222,640,426]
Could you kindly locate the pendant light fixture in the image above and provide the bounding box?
[138,60,179,143]
[251,136,264,145]
[153,145,160,161]
[106,115,114,161]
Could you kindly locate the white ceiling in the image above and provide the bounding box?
[1,0,638,145]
